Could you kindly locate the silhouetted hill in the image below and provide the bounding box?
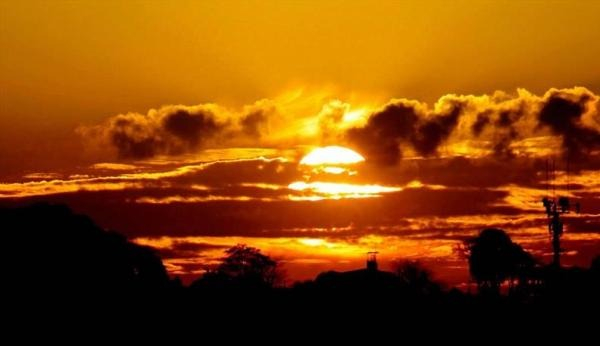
[1,203,170,295]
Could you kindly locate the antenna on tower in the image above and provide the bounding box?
[552,159,556,199]
[541,156,580,268]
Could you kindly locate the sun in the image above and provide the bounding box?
[291,146,399,200]
[300,146,365,166]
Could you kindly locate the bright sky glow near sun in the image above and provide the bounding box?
[1,0,600,285]
[300,146,365,166]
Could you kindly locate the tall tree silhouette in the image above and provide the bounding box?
[463,228,534,295]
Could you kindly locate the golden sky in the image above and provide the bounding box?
[2,0,599,173]
[2,1,600,123]
[1,0,600,284]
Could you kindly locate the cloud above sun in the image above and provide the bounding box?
[78,87,600,165]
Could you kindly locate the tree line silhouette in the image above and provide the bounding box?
[2,203,598,310]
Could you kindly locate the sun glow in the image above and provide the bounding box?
[300,146,365,166]
[321,166,348,175]
[288,181,402,199]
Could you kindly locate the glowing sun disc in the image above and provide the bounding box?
[300,146,365,166]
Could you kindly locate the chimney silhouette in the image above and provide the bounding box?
[366,251,378,271]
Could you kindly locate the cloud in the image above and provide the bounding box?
[240,109,268,137]
[161,109,220,147]
[91,163,138,171]
[156,240,229,260]
[346,101,422,165]
[346,87,600,164]
[79,87,600,165]
[317,100,352,144]
[0,157,289,198]
[538,88,600,160]
[22,172,63,180]
[78,104,271,159]
[412,99,463,156]
[344,97,486,164]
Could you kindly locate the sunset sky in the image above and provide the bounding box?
[1,0,600,285]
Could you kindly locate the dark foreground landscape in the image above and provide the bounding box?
[3,203,598,323]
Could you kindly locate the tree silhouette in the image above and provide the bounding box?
[463,228,534,295]
[192,244,281,290]
[395,260,441,296]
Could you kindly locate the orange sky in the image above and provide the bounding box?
[1,0,600,285]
